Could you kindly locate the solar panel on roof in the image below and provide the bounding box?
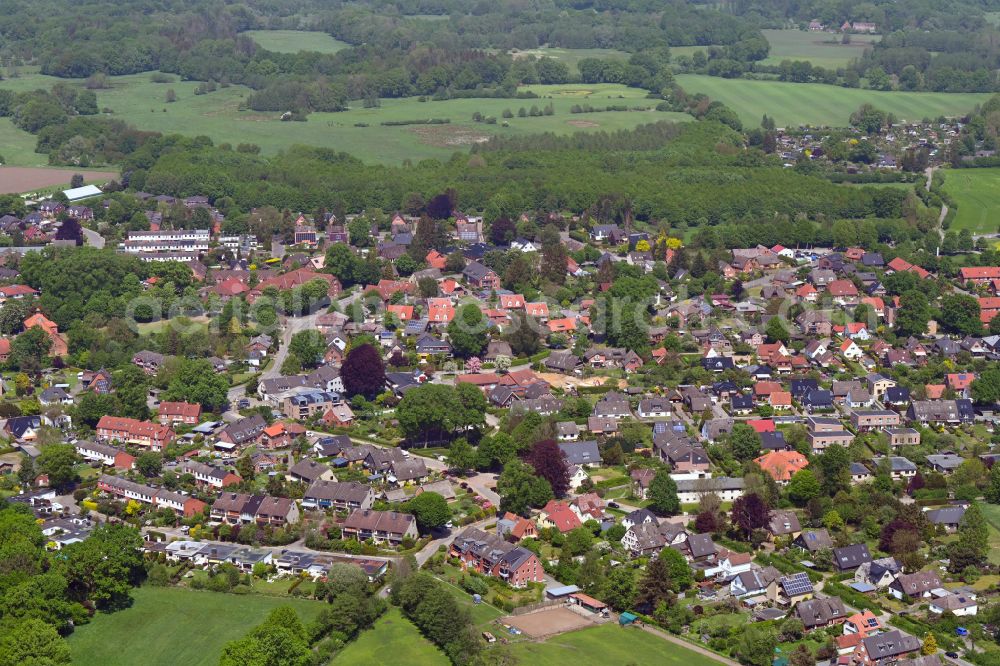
[781,573,813,596]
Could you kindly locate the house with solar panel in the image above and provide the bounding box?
[766,572,814,605]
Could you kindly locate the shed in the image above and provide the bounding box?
[619,612,638,625]
[569,592,607,613]
[546,584,581,599]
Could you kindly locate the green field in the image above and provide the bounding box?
[943,168,1000,235]
[334,608,449,665]
[761,29,879,68]
[0,118,44,166]
[509,47,630,74]
[240,30,352,54]
[675,74,992,127]
[0,73,690,166]
[67,586,326,666]
[976,502,1000,564]
[505,624,723,666]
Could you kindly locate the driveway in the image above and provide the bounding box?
[82,227,105,249]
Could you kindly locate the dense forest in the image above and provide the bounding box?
[105,119,911,245]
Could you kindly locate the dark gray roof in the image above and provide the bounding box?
[557,440,601,466]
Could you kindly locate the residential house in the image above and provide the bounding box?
[890,571,942,601]
[833,543,872,572]
[301,480,375,511]
[450,528,545,587]
[342,509,417,545]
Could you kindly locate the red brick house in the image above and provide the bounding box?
[450,527,545,587]
[158,401,202,425]
[96,416,174,451]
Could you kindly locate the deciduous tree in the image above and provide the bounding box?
[341,343,386,399]
[525,439,570,497]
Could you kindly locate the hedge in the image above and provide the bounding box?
[823,580,884,612]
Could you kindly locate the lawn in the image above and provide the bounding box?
[334,607,449,665]
[434,574,506,629]
[760,29,880,68]
[504,623,723,666]
[68,586,326,666]
[975,501,1000,565]
[0,118,44,167]
[942,168,1000,235]
[675,74,991,127]
[240,30,352,54]
[0,74,690,166]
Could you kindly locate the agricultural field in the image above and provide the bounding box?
[760,29,879,68]
[0,166,117,195]
[942,168,1000,236]
[67,586,326,666]
[504,623,723,666]
[509,47,630,74]
[239,30,352,54]
[0,73,690,166]
[675,74,992,127]
[334,608,449,665]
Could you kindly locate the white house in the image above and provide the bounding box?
[930,591,977,616]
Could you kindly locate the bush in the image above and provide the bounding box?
[462,575,489,596]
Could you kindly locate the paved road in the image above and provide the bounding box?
[82,227,105,249]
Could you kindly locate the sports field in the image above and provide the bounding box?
[334,608,449,665]
[67,586,326,666]
[504,623,724,666]
[942,168,1000,236]
[0,73,690,166]
[240,30,352,54]
[675,74,991,127]
[760,29,879,68]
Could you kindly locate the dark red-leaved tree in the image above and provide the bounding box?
[426,192,455,220]
[525,439,569,498]
[341,343,386,398]
[879,518,918,553]
[731,493,769,537]
[489,217,516,245]
[695,510,719,534]
[55,217,83,245]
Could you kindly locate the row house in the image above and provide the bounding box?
[850,409,901,431]
[121,229,211,254]
[177,460,241,489]
[74,441,135,470]
[211,493,300,527]
[301,480,376,511]
[98,474,205,517]
[342,509,417,545]
[907,399,972,424]
[450,527,545,588]
[96,415,175,451]
[216,414,267,450]
[157,401,202,425]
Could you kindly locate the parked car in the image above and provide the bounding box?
[608,501,620,509]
